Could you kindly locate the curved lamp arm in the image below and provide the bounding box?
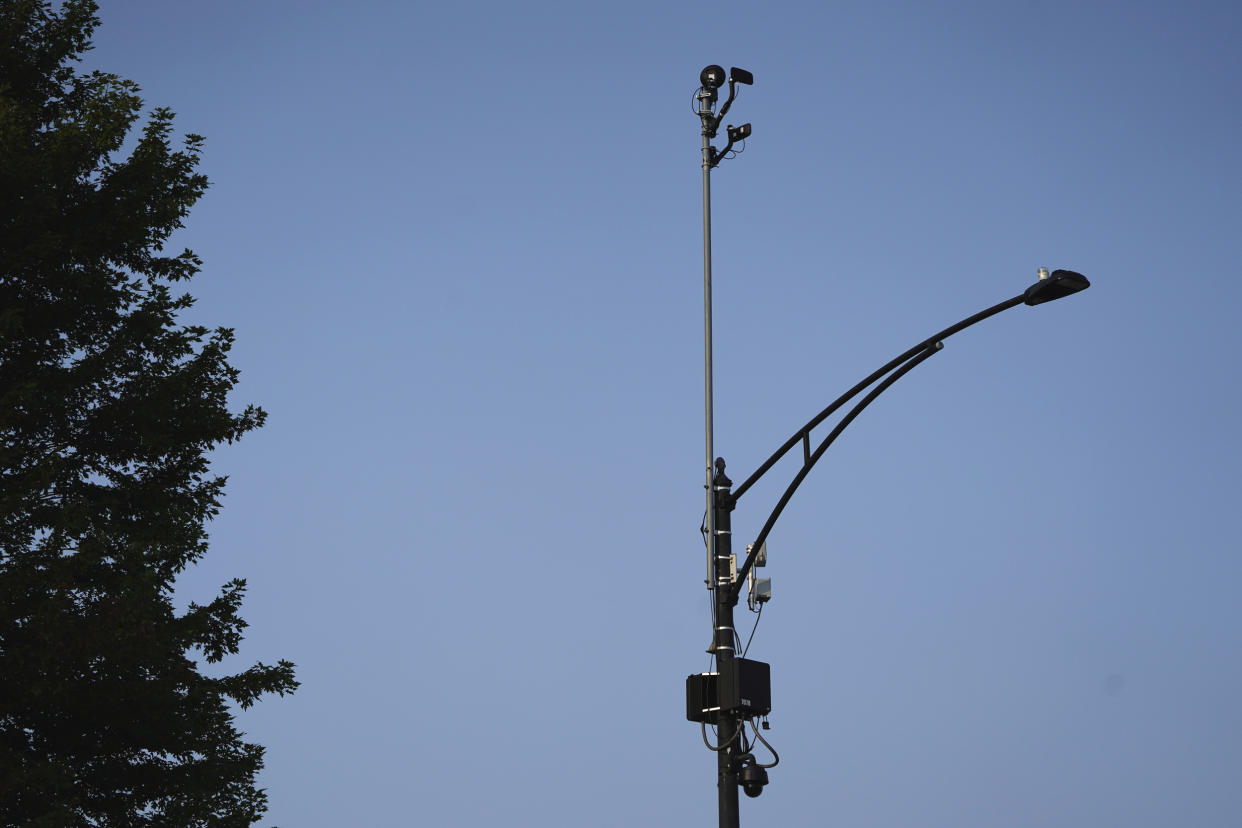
[732,294,1022,503]
[729,343,942,600]
[725,269,1089,604]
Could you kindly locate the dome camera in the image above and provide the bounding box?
[700,65,726,89]
[739,761,769,798]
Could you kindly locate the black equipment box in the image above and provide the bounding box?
[686,658,771,723]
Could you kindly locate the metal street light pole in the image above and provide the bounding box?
[695,63,753,828]
[687,63,1092,828]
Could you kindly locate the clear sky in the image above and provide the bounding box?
[81,1,1241,825]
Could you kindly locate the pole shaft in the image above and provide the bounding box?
[699,84,739,828]
[712,463,740,828]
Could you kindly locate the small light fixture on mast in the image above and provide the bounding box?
[711,122,752,168]
[701,64,727,89]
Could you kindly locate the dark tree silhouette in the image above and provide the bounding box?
[0,2,297,824]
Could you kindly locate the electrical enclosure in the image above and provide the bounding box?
[720,657,771,716]
[686,672,719,724]
[686,658,771,723]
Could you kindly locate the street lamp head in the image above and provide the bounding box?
[730,67,754,85]
[1023,269,1090,306]
[700,65,727,89]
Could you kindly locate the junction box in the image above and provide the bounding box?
[686,658,771,724]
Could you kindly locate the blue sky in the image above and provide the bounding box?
[82,1,1242,825]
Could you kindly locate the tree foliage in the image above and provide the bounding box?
[0,2,296,824]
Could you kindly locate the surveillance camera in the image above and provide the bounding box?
[739,762,768,798]
[700,65,726,89]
